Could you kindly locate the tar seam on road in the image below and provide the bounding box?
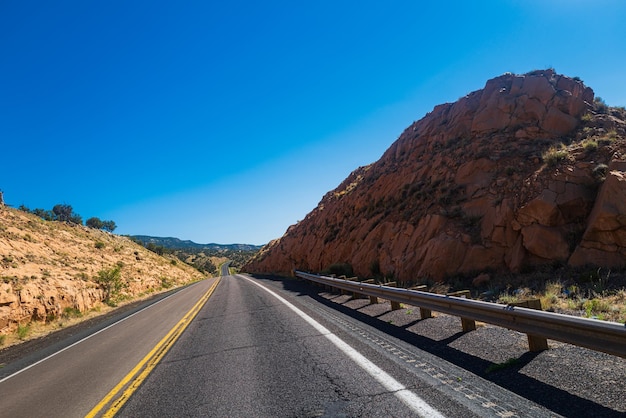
[238,274,446,418]
[0,282,201,384]
[85,277,221,418]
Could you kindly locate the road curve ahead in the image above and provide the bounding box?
[0,278,220,418]
[220,261,231,277]
[118,274,494,418]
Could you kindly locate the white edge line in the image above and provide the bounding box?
[238,275,446,418]
[0,282,199,384]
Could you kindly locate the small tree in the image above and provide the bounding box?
[52,204,82,225]
[95,266,125,304]
[86,217,105,229]
[146,242,166,255]
[102,220,117,232]
[52,204,73,221]
[86,217,116,232]
[33,208,54,221]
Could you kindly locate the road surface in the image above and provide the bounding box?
[0,273,556,417]
[118,274,554,417]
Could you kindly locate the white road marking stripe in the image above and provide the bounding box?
[0,282,200,384]
[240,275,446,418]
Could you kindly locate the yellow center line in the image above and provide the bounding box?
[85,277,221,418]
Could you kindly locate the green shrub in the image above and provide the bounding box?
[94,241,105,249]
[17,323,30,340]
[62,307,82,319]
[160,276,174,289]
[84,217,117,232]
[607,130,618,141]
[584,298,611,318]
[542,144,568,166]
[52,204,82,225]
[582,139,598,152]
[95,266,125,304]
[86,217,104,229]
[324,263,354,277]
[594,97,608,114]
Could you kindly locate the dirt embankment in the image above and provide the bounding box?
[0,207,205,346]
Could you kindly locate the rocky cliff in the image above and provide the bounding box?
[244,69,626,282]
[0,207,204,341]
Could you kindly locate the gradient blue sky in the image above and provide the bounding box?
[1,1,625,245]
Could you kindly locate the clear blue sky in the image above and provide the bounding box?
[1,1,625,245]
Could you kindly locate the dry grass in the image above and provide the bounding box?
[493,273,626,323]
[542,144,569,166]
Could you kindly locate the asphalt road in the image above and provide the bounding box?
[1,273,558,417]
[220,261,231,277]
[117,274,555,417]
[0,278,219,418]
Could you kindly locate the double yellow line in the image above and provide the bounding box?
[86,278,221,417]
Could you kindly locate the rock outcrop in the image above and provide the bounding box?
[244,70,626,282]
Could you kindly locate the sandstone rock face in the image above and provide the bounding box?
[570,160,626,267]
[244,70,626,282]
[0,208,204,336]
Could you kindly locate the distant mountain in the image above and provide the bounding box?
[130,235,263,252]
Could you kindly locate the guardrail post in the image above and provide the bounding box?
[408,285,433,319]
[338,276,348,295]
[385,282,402,310]
[419,307,433,319]
[362,279,378,303]
[347,277,362,298]
[447,290,476,331]
[509,299,549,352]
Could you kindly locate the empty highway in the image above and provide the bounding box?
[0,273,559,417]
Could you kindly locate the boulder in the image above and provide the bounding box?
[521,224,570,261]
[570,160,626,267]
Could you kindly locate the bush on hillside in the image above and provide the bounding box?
[52,204,82,224]
[86,217,117,232]
[95,266,126,305]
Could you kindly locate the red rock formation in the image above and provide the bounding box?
[244,70,626,282]
[570,160,626,267]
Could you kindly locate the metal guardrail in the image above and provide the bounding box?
[295,271,626,358]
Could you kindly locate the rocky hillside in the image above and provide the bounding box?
[244,69,626,283]
[0,207,205,341]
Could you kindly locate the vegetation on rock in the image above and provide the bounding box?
[243,70,626,316]
[0,207,205,347]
